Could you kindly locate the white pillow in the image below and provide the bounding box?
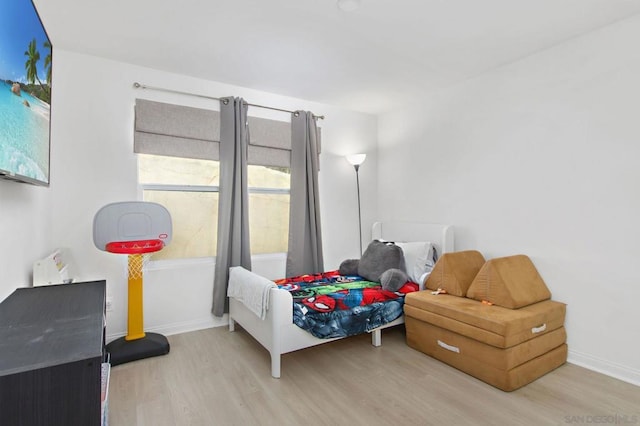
[394,241,435,287]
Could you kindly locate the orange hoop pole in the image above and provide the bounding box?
[125,254,146,341]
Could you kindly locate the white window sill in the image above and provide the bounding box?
[145,252,287,271]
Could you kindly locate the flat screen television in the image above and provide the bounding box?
[0,0,52,186]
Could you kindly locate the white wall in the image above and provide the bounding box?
[0,181,52,301]
[378,15,640,385]
[41,50,378,339]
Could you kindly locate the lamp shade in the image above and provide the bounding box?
[346,154,366,166]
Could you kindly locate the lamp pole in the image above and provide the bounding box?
[354,163,363,256]
[346,154,366,256]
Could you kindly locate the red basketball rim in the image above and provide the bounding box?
[105,239,164,254]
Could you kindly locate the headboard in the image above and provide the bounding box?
[371,222,455,257]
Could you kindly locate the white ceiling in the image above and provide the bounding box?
[35,0,640,114]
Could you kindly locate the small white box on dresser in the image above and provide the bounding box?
[33,247,76,286]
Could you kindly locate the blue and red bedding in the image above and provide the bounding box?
[274,271,418,339]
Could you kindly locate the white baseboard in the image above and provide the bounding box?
[568,349,640,387]
[106,315,228,343]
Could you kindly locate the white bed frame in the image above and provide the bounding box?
[228,221,454,378]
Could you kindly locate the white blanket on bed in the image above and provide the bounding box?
[227,266,276,320]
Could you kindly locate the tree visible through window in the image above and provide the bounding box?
[138,154,290,260]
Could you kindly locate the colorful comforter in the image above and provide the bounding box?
[274,270,419,339]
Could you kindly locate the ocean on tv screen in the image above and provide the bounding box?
[0,80,50,182]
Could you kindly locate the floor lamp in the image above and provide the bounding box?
[346,154,366,255]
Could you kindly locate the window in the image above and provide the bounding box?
[133,99,315,262]
[247,164,290,255]
[139,154,290,260]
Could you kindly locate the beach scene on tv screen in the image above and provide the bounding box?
[0,0,51,184]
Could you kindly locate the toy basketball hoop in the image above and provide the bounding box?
[105,239,165,286]
[93,201,172,365]
[105,239,165,254]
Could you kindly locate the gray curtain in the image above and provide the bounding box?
[286,111,324,276]
[212,97,252,316]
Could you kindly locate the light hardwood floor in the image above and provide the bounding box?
[109,325,640,426]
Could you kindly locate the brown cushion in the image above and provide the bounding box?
[405,317,568,391]
[466,255,551,309]
[404,293,566,348]
[425,250,485,296]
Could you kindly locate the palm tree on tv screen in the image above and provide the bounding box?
[44,40,52,87]
[24,38,50,99]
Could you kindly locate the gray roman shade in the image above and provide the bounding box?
[134,99,320,167]
[246,116,290,167]
[134,99,221,161]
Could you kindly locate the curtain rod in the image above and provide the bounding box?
[132,82,325,120]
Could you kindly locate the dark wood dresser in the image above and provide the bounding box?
[0,280,107,426]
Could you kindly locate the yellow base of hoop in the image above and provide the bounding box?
[126,253,152,341]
